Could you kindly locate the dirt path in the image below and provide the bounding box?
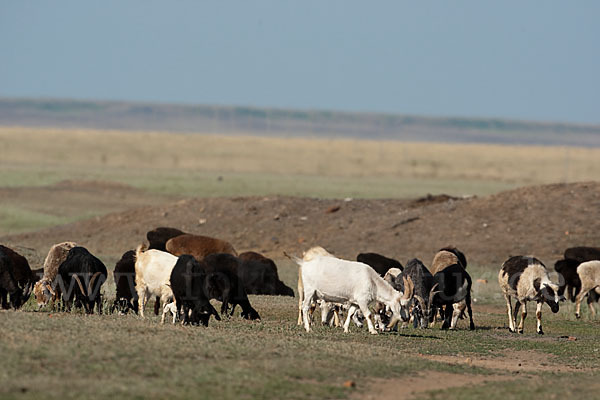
[352,371,514,400]
[351,349,586,400]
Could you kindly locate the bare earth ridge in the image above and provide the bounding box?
[1,181,598,269]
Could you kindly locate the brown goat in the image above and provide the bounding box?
[33,241,77,308]
[430,250,460,275]
[165,234,237,260]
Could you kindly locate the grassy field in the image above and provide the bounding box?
[1,264,599,400]
[1,126,600,399]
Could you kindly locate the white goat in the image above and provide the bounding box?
[575,260,600,318]
[291,253,411,334]
[134,244,178,320]
[293,246,335,325]
[161,301,179,324]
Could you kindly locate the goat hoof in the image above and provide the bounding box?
[469,324,475,331]
[537,329,544,335]
[518,329,524,334]
[575,313,581,319]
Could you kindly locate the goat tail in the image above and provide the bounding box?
[135,243,148,261]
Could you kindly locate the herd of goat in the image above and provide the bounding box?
[1,226,600,335]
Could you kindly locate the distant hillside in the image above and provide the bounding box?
[1,98,599,146]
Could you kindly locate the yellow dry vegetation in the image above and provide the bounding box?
[1,126,598,185]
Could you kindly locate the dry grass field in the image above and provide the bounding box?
[1,125,600,399]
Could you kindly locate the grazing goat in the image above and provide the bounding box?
[554,258,581,301]
[33,241,77,308]
[169,255,220,326]
[356,252,403,277]
[238,251,294,297]
[134,245,178,319]
[574,260,600,319]
[166,234,238,260]
[431,264,475,330]
[200,253,260,320]
[57,247,107,314]
[439,246,467,268]
[290,252,411,334]
[430,249,467,325]
[555,247,600,313]
[564,246,600,264]
[498,256,560,334]
[391,258,434,329]
[147,227,186,251]
[161,302,179,324]
[112,250,138,314]
[430,251,460,275]
[293,246,335,325]
[0,245,34,309]
[383,268,402,285]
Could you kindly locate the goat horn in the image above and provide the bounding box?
[72,274,86,296]
[88,272,102,295]
[414,294,426,308]
[428,283,440,305]
[401,276,414,300]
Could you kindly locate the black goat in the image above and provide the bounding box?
[169,255,220,326]
[31,268,44,284]
[555,247,600,312]
[57,247,107,314]
[112,250,138,314]
[146,227,186,251]
[392,258,434,328]
[0,251,21,309]
[201,253,260,320]
[238,251,294,297]
[554,258,582,301]
[431,264,475,330]
[564,246,600,264]
[356,252,403,277]
[0,245,34,309]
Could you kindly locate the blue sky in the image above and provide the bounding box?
[1,1,599,124]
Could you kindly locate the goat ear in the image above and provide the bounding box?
[533,278,541,292]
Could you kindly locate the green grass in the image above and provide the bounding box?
[0,205,93,233]
[1,263,598,399]
[0,164,516,199]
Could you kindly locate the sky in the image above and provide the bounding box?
[1,1,599,124]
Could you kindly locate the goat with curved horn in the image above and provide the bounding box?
[58,247,107,314]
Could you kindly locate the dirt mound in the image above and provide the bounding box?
[1,182,598,268]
